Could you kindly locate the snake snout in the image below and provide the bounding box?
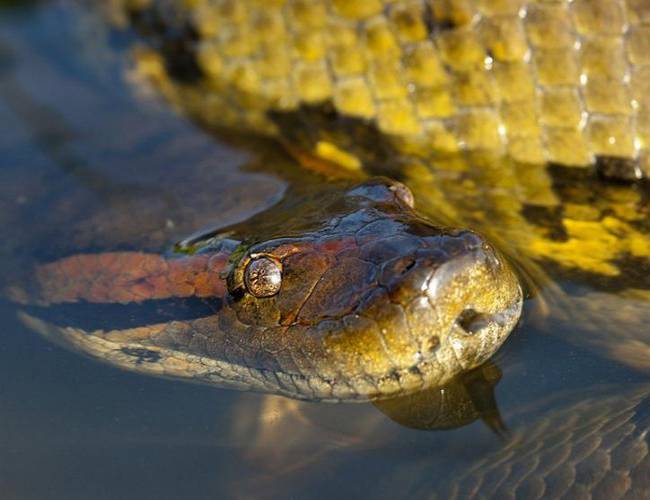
[421,240,523,370]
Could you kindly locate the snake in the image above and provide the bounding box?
[7,0,650,494]
[94,0,650,366]
[15,177,521,401]
[15,0,650,390]
[12,0,650,393]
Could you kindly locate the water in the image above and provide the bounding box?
[1,3,648,499]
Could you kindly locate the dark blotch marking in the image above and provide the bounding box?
[127,4,203,83]
[408,365,422,376]
[422,1,457,32]
[120,347,162,365]
[422,1,437,34]
[613,255,650,289]
[537,253,650,293]
[387,369,401,382]
[521,204,568,241]
[270,103,406,181]
[596,156,645,183]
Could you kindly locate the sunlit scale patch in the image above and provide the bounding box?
[118,0,650,178]
[14,179,522,401]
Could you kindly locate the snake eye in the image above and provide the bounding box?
[244,256,282,298]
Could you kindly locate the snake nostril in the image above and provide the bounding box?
[456,308,490,335]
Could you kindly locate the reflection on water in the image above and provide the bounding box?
[373,362,504,434]
[1,2,649,499]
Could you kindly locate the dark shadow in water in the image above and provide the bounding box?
[0,37,182,212]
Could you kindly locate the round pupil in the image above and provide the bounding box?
[244,257,282,298]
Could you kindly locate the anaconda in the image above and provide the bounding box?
[15,178,522,401]
[10,0,650,395]
[9,0,641,389]
[2,1,650,497]
[96,0,650,373]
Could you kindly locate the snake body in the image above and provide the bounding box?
[111,0,650,178]
[350,384,650,499]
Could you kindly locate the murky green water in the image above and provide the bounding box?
[1,3,649,499]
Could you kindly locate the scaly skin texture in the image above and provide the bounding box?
[17,0,648,395]
[17,180,522,401]
[29,252,228,303]
[432,385,650,499]
[8,2,650,494]
[109,0,650,176]
[223,381,650,499]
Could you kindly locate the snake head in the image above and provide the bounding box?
[221,179,523,400]
[14,178,521,402]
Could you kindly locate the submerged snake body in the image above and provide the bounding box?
[359,384,650,499]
